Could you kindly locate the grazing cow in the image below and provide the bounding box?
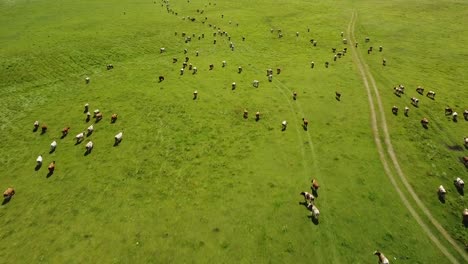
[41,125,47,134]
[335,91,341,100]
[243,109,248,119]
[3,188,15,199]
[62,127,70,137]
[311,179,319,191]
[379,46,383,52]
[85,77,90,84]
[278,33,283,38]
[404,106,409,116]
[232,82,236,90]
[50,141,57,152]
[36,155,43,166]
[343,38,347,44]
[86,112,91,121]
[268,74,273,82]
[300,192,315,203]
[308,203,320,220]
[296,32,299,37]
[33,120,39,131]
[282,120,287,130]
[277,68,281,74]
[193,67,197,74]
[421,118,429,128]
[107,64,114,70]
[266,69,273,76]
[334,55,337,61]
[302,118,309,130]
[84,103,89,113]
[355,42,358,47]
[464,137,468,148]
[209,64,214,70]
[325,61,329,68]
[196,51,199,56]
[452,112,458,121]
[464,156,468,167]
[382,59,386,66]
[411,97,419,107]
[184,48,187,54]
[427,91,436,99]
[374,251,390,264]
[111,114,118,123]
[48,161,55,173]
[445,107,453,115]
[255,112,260,121]
[193,90,198,100]
[313,41,317,46]
[293,91,297,100]
[332,48,336,53]
[160,47,166,53]
[85,141,93,153]
[87,124,94,134]
[173,58,178,63]
[180,68,184,75]
[238,66,242,73]
[311,61,315,68]
[416,86,424,95]
[76,132,85,143]
[188,64,193,70]
[454,177,464,191]
[392,106,398,115]
[253,80,259,88]
[438,185,447,201]
[95,112,103,121]
[463,110,468,120]
[159,76,164,82]
[93,109,100,117]
[463,209,468,223]
[115,132,123,145]
[222,60,226,67]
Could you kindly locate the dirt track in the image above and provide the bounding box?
[348,11,466,264]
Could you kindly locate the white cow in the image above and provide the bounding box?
[85,141,93,152]
[160,47,166,53]
[374,251,390,264]
[50,141,57,152]
[36,155,43,165]
[310,203,320,220]
[464,137,468,147]
[253,80,259,88]
[115,132,123,144]
[438,185,446,200]
[455,177,464,190]
[282,120,287,130]
[76,132,85,143]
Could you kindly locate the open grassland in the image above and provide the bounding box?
[0,0,466,263]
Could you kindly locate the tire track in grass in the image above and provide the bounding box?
[348,11,464,263]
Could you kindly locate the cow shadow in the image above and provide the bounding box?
[438,195,446,204]
[114,139,122,147]
[311,189,318,198]
[49,148,55,154]
[282,127,287,132]
[86,116,91,123]
[46,171,54,178]
[35,163,42,171]
[87,131,93,137]
[303,125,308,131]
[392,111,398,116]
[453,118,458,123]
[75,140,83,146]
[422,123,428,129]
[2,197,12,205]
[40,130,47,135]
[335,96,341,101]
[463,220,468,228]
[95,118,101,124]
[455,187,464,196]
[84,149,92,156]
[307,215,319,225]
[404,112,409,117]
[32,127,38,132]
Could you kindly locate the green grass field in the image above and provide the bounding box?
[0,0,467,263]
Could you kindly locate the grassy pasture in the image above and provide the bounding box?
[0,0,466,263]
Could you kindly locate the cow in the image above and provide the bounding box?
[196,51,199,56]
[62,127,70,137]
[308,203,320,220]
[382,59,386,66]
[50,141,57,152]
[193,90,198,100]
[300,192,315,203]
[463,208,468,223]
[48,161,55,173]
[33,120,39,131]
[311,61,315,68]
[111,114,118,123]
[180,68,184,75]
[334,55,338,61]
[325,61,329,68]
[184,48,187,54]
[266,69,273,76]
[311,179,320,192]
[238,66,242,73]
[36,155,43,166]
[454,177,464,192]
[243,109,248,119]
[253,80,259,88]
[393,87,403,96]
[416,86,424,95]
[93,109,100,117]
[222,60,226,67]
[293,91,297,100]
[282,120,287,131]
[392,106,398,115]
[209,64,214,70]
[85,141,93,154]
[86,112,91,122]
[3,188,15,199]
[411,97,419,107]
[76,132,85,143]
[85,77,90,84]
[464,156,468,167]
[464,110,468,120]
[115,132,123,145]
[188,64,192,70]
[159,76,165,82]
[160,47,166,53]
[452,112,458,122]
[255,112,260,121]
[107,64,114,70]
[232,82,236,90]
[41,125,47,134]
[95,112,103,121]
[427,90,436,99]
[84,103,89,113]
[445,107,453,115]
[343,38,347,44]
[421,118,429,128]
[438,185,447,201]
[277,68,281,74]
[464,137,468,148]
[87,124,94,136]
[268,74,273,82]
[374,251,390,264]
[193,67,197,74]
[379,46,383,52]
[302,118,309,130]
[404,106,409,116]
[173,58,178,63]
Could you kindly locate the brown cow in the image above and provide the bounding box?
[302,118,309,130]
[41,125,47,134]
[48,161,55,173]
[3,188,15,199]
[311,179,319,191]
[421,118,429,128]
[62,127,70,137]
[111,114,118,123]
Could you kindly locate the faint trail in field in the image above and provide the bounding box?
[348,11,464,263]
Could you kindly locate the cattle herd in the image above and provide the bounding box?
[2,0,467,262]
